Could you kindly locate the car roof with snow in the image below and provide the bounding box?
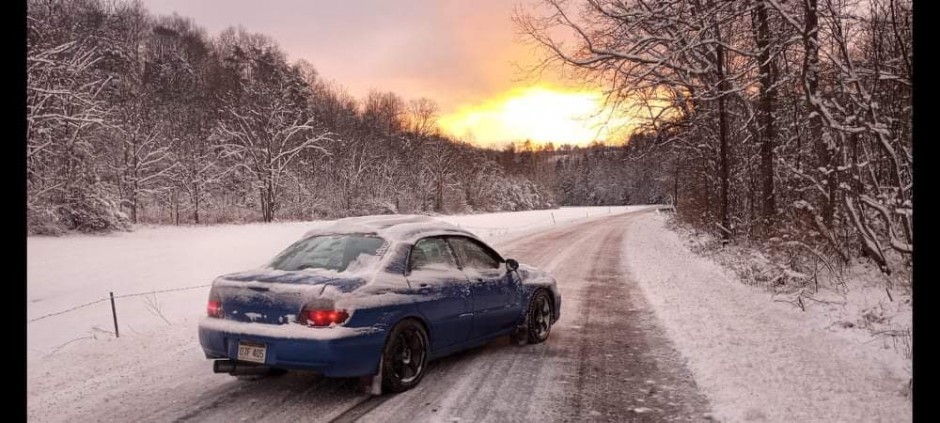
[302,214,478,244]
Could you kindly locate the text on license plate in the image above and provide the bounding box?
[237,341,267,364]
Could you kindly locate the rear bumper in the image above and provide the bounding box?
[198,318,387,377]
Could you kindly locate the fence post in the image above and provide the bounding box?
[551,213,556,224]
[110,292,119,338]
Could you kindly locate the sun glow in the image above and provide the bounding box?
[438,86,631,147]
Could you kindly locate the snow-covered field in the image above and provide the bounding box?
[623,211,912,422]
[27,206,645,364]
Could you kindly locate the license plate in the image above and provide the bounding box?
[237,341,267,364]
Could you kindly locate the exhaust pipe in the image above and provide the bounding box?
[213,360,273,376]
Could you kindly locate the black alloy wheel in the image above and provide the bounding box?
[527,290,553,343]
[381,319,429,393]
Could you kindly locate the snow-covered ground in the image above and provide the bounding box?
[26,206,646,364]
[622,211,912,422]
[28,206,652,422]
[28,205,911,423]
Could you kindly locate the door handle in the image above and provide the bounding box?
[419,283,429,288]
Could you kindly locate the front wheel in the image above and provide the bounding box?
[526,291,553,344]
[381,319,430,393]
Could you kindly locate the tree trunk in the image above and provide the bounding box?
[435,172,444,212]
[702,156,711,225]
[268,182,276,222]
[716,25,731,239]
[131,180,138,224]
[173,188,180,225]
[673,162,679,210]
[803,0,835,227]
[755,0,778,225]
[259,187,269,223]
[193,185,198,224]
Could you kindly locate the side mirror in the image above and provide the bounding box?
[505,258,520,272]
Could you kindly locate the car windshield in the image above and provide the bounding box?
[268,235,387,272]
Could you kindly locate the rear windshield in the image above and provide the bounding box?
[268,235,387,272]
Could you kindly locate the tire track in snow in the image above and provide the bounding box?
[328,395,393,423]
[355,216,604,422]
[558,214,710,422]
[358,210,711,422]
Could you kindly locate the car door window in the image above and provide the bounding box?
[410,237,458,271]
[449,237,501,270]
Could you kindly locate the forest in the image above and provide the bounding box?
[517,0,913,273]
[26,0,668,236]
[27,0,912,275]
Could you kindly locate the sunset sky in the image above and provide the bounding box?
[141,0,624,147]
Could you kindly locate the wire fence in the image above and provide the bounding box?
[28,297,110,323]
[28,283,211,324]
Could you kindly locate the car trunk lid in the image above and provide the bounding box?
[214,269,367,325]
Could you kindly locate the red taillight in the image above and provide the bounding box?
[302,309,349,327]
[207,300,223,318]
[207,287,223,318]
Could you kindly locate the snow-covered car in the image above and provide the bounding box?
[198,214,561,393]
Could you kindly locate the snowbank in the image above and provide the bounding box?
[622,211,911,422]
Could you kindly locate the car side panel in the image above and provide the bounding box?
[466,268,522,340]
[427,326,517,361]
[406,268,473,351]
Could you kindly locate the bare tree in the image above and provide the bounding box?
[213,29,333,222]
[518,0,912,272]
[26,0,618,232]
[149,15,219,224]
[407,97,440,137]
[27,0,127,233]
[752,0,781,226]
[362,90,406,134]
[425,138,459,212]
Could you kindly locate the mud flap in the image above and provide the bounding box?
[359,356,383,395]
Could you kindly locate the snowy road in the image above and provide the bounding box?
[29,209,713,422]
[356,211,710,422]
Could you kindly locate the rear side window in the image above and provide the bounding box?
[410,237,458,271]
[448,237,501,270]
[269,235,386,272]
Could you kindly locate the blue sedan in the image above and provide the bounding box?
[198,215,561,393]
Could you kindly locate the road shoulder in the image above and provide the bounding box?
[622,211,912,422]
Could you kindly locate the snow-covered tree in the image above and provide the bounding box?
[517,0,912,272]
[27,0,128,233]
[212,29,333,222]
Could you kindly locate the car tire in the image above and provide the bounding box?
[381,319,430,393]
[526,290,553,344]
